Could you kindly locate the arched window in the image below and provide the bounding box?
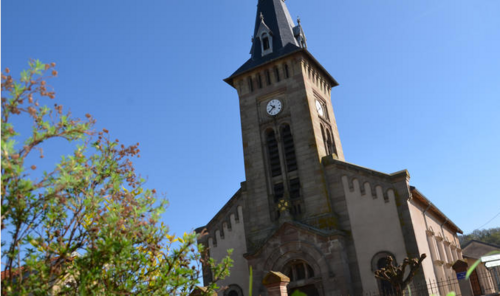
[320,124,337,156]
[372,252,397,296]
[266,130,281,177]
[284,260,315,282]
[281,125,297,172]
[283,260,319,296]
[326,130,336,155]
[320,124,328,155]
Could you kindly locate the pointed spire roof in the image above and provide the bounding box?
[225,0,338,88]
[250,0,300,57]
[226,0,306,82]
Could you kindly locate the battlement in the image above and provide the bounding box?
[208,206,244,248]
[342,175,396,203]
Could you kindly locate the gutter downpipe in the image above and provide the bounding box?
[440,218,449,242]
[423,203,432,231]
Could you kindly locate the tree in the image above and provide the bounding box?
[459,227,500,247]
[374,254,426,296]
[1,60,232,295]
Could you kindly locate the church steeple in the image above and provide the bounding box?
[226,0,308,84]
[250,0,306,59]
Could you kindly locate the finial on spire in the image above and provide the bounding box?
[260,12,264,21]
[297,16,301,25]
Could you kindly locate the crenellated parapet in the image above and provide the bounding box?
[343,176,395,203]
[207,206,244,249]
[195,187,244,246]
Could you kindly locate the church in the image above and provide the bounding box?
[196,1,464,295]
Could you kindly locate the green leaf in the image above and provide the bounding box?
[20,70,29,82]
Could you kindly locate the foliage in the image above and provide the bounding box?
[374,254,426,296]
[290,290,307,296]
[1,60,232,295]
[459,227,500,247]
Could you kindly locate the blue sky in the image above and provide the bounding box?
[2,0,499,239]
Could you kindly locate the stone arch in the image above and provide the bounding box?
[263,240,332,278]
[263,241,327,296]
[371,251,397,272]
[371,251,398,296]
[224,284,244,296]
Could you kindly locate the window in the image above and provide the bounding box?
[290,178,300,199]
[320,124,328,155]
[265,70,271,86]
[283,260,315,282]
[377,257,397,296]
[273,183,284,203]
[274,67,280,82]
[257,74,263,89]
[263,36,270,51]
[281,125,297,172]
[371,252,397,296]
[266,130,281,177]
[320,123,336,156]
[326,131,335,155]
[248,77,254,92]
[284,64,290,78]
[260,32,272,55]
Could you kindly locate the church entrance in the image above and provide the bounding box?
[283,259,321,296]
[289,284,320,296]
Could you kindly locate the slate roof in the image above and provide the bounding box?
[251,0,299,57]
[462,240,500,259]
[226,0,302,82]
[228,43,301,80]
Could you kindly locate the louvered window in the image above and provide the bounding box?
[266,130,282,177]
[289,178,300,199]
[281,125,297,172]
[257,74,263,89]
[265,70,271,85]
[284,64,290,78]
[273,183,284,203]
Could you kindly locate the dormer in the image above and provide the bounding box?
[255,13,274,57]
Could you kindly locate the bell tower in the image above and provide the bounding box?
[225,0,345,251]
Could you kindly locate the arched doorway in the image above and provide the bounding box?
[283,259,320,296]
[224,284,243,296]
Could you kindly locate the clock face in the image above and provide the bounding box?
[266,99,282,116]
[315,100,324,116]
